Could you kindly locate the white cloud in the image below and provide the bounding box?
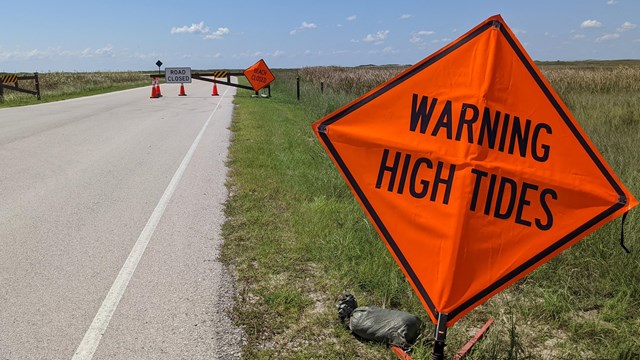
[303,49,325,56]
[363,30,390,44]
[512,28,527,35]
[0,49,37,60]
[171,21,209,34]
[0,47,85,60]
[301,21,316,29]
[333,49,358,56]
[607,0,617,4]
[618,21,637,32]
[170,22,229,40]
[132,52,157,60]
[572,34,586,39]
[581,19,603,29]
[95,44,114,56]
[205,27,230,40]
[431,38,452,44]
[347,15,357,21]
[382,46,398,54]
[410,30,435,44]
[399,14,413,20]
[596,33,620,42]
[290,21,317,35]
[233,51,263,58]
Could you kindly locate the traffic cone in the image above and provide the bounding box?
[179,83,187,96]
[150,78,158,98]
[211,82,219,96]
[156,80,162,97]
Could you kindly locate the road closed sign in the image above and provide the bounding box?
[243,59,275,91]
[312,15,637,327]
[165,67,192,83]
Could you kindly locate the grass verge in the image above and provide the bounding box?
[224,63,639,359]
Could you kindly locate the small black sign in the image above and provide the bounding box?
[156,60,163,68]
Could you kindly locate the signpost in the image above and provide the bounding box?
[165,67,192,84]
[311,14,637,358]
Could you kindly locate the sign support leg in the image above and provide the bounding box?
[432,312,448,360]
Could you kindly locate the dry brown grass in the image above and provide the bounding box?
[296,62,640,97]
[541,65,640,94]
[0,71,149,106]
[298,65,408,96]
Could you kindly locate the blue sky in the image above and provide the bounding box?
[1,0,638,72]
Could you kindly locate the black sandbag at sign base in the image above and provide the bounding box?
[338,292,423,350]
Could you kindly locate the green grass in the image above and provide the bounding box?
[222,77,407,359]
[222,63,640,359]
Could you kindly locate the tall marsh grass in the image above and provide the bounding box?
[298,65,407,96]
[544,65,640,94]
[0,71,149,106]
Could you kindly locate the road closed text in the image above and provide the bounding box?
[165,68,192,83]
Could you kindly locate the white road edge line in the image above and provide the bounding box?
[72,87,230,360]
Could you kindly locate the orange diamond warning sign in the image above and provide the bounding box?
[244,59,275,91]
[311,15,637,327]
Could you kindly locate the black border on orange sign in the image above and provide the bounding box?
[314,15,628,326]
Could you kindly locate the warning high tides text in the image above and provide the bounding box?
[373,93,558,231]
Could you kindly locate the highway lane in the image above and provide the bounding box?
[0,80,243,359]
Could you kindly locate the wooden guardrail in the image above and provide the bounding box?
[0,72,41,100]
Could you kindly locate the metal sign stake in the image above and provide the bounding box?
[432,313,448,360]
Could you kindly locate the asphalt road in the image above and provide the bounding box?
[0,80,243,359]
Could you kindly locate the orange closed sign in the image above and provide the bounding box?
[312,15,637,327]
[244,59,275,91]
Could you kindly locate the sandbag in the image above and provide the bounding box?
[349,306,422,349]
[337,292,422,350]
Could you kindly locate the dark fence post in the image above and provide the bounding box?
[296,76,300,101]
[320,81,324,93]
[0,83,4,102]
[34,72,41,100]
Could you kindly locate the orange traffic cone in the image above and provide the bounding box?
[211,82,219,96]
[150,78,158,98]
[179,83,187,96]
[156,80,162,97]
